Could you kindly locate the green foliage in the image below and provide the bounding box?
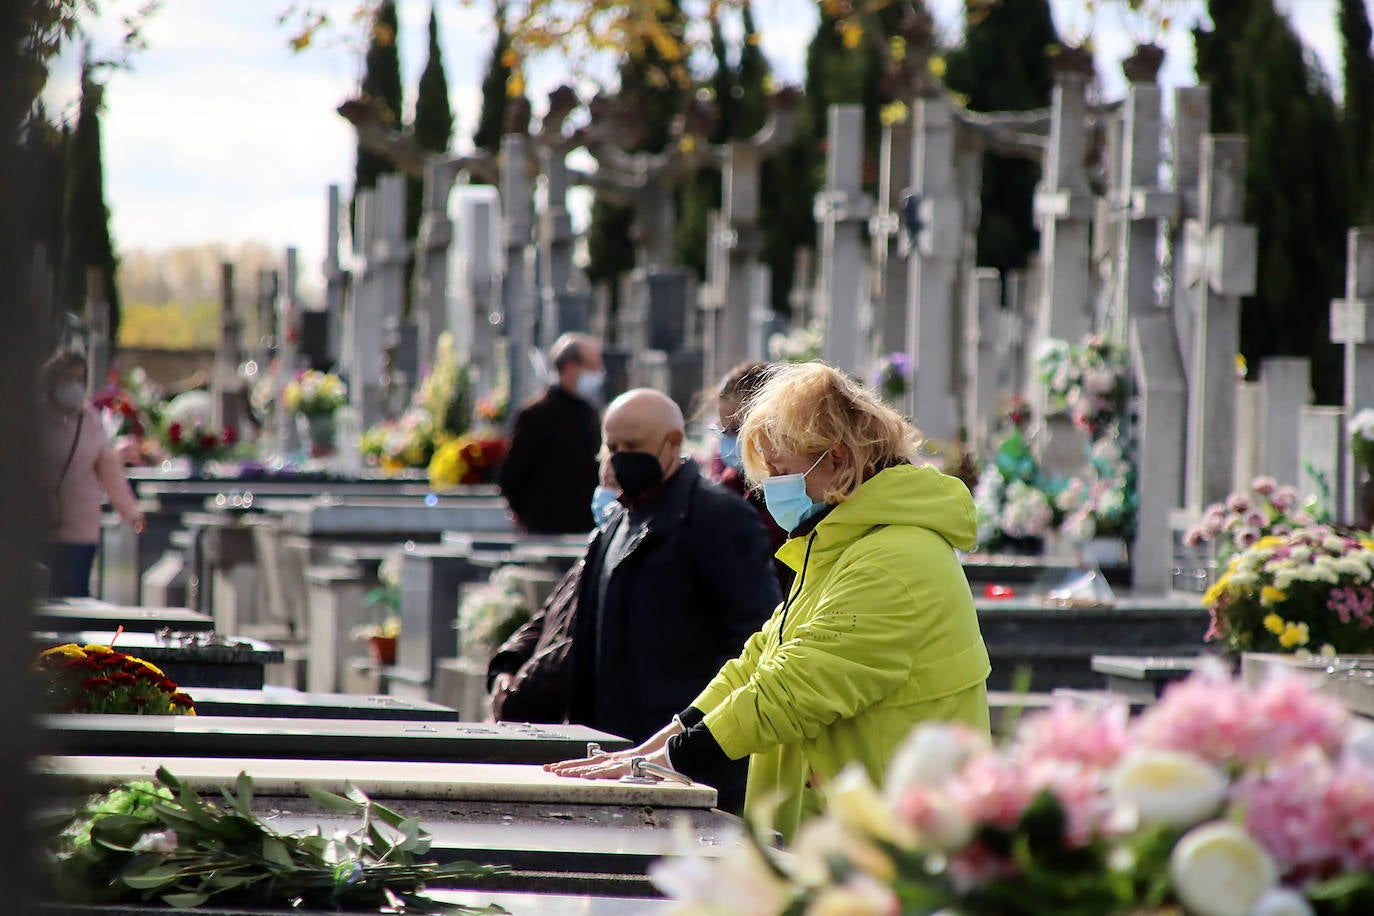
[45,768,505,912]
[474,3,512,156]
[352,0,403,230]
[1341,0,1374,223]
[944,0,1059,276]
[59,61,120,343]
[1195,0,1348,404]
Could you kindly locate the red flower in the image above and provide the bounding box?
[171,692,194,708]
[199,433,216,451]
[110,672,136,686]
[168,422,182,444]
[223,426,236,446]
[81,676,113,690]
[157,678,179,693]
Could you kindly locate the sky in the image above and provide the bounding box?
[44,0,1350,300]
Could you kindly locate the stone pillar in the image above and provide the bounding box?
[815,104,870,376]
[538,146,590,349]
[1258,357,1311,488]
[1182,136,1256,510]
[1033,70,1095,345]
[746,264,778,363]
[905,95,963,442]
[963,269,1001,446]
[449,186,501,378]
[1331,229,1374,520]
[83,267,110,390]
[871,119,913,359]
[1129,313,1187,594]
[501,134,539,417]
[415,158,454,371]
[347,189,385,429]
[1299,406,1346,519]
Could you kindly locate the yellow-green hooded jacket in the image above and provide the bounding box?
[690,463,991,841]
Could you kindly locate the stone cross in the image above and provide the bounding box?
[1331,229,1374,519]
[1109,82,1169,344]
[322,185,348,368]
[962,269,1001,446]
[538,145,590,349]
[501,133,540,418]
[870,119,913,358]
[254,267,278,366]
[371,174,409,418]
[414,158,455,372]
[816,104,870,376]
[449,186,501,379]
[274,247,301,454]
[1032,69,1095,346]
[1181,135,1255,510]
[1129,313,1186,594]
[1169,88,1210,388]
[704,141,763,385]
[210,262,246,432]
[83,267,110,391]
[904,95,963,443]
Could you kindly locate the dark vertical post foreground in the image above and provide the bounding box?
[1,5,45,911]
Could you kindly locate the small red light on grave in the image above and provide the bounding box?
[984,584,1015,600]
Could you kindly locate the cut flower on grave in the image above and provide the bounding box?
[35,643,195,715]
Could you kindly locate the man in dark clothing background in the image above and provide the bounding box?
[498,333,604,534]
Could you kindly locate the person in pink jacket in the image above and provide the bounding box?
[41,350,144,598]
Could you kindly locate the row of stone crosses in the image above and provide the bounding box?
[62,54,1373,596]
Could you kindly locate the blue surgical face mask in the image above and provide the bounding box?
[590,485,620,524]
[718,433,744,472]
[762,451,829,533]
[576,369,606,401]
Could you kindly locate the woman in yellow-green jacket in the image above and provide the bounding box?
[548,361,990,840]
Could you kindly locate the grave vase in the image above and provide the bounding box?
[1359,468,1374,530]
[368,635,397,667]
[297,412,337,458]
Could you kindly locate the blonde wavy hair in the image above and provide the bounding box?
[737,361,922,502]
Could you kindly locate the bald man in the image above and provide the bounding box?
[562,388,781,813]
[498,333,605,533]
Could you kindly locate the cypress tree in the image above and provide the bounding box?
[21,103,66,300]
[734,4,769,139]
[473,3,511,156]
[352,0,403,230]
[1195,0,1349,404]
[59,63,119,347]
[944,0,1059,275]
[406,3,453,316]
[1340,0,1374,223]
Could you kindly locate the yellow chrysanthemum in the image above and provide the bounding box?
[1279,622,1310,649]
[41,643,86,660]
[1202,578,1230,607]
[1260,586,1287,607]
[1263,613,1285,635]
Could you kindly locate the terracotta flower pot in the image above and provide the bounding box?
[368,635,397,667]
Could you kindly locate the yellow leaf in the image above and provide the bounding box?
[928,56,947,80]
[500,49,517,68]
[678,135,696,153]
[841,22,862,50]
[289,32,311,52]
[745,32,760,47]
[507,72,525,99]
[372,22,395,48]
[879,101,909,126]
[889,35,906,62]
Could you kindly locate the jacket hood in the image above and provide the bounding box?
[780,464,976,568]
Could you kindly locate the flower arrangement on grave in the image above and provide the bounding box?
[282,369,348,417]
[653,669,1374,916]
[1202,526,1374,655]
[43,768,503,911]
[1183,476,1318,568]
[359,333,475,472]
[428,435,509,490]
[160,417,236,462]
[92,367,165,465]
[870,351,911,404]
[475,390,508,426]
[352,554,402,665]
[1035,333,1129,437]
[1056,433,1139,544]
[456,566,533,662]
[767,322,823,363]
[973,405,1056,551]
[35,643,196,715]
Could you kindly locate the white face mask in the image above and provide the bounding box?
[576,369,606,400]
[53,383,85,411]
